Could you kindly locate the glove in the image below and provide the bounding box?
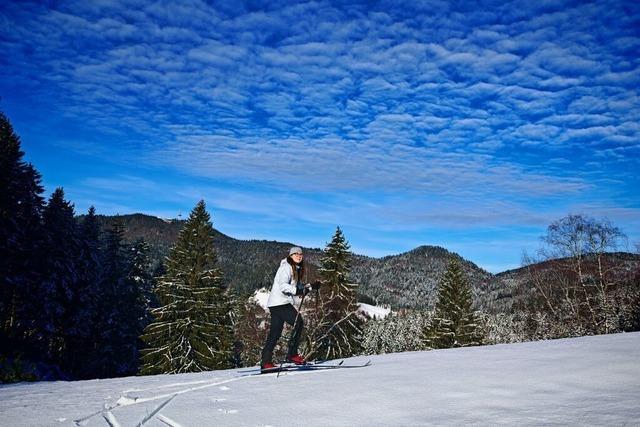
[296,283,311,296]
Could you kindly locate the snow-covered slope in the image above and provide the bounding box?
[357,302,391,319]
[1,333,639,426]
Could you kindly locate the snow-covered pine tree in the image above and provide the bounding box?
[361,311,429,355]
[307,227,363,360]
[424,259,484,349]
[479,312,527,345]
[0,111,46,380]
[139,200,233,375]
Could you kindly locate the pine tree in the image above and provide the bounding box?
[139,200,233,375]
[0,111,45,378]
[128,238,156,369]
[38,188,81,376]
[72,206,103,379]
[129,238,155,326]
[362,311,429,355]
[115,238,151,376]
[307,227,362,360]
[94,217,142,377]
[424,259,483,349]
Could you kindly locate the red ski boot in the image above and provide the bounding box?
[287,354,306,365]
[261,361,278,373]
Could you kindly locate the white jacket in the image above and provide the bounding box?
[266,258,301,307]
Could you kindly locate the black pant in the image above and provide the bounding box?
[261,303,303,364]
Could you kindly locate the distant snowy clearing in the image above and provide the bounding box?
[1,332,639,426]
[357,302,391,319]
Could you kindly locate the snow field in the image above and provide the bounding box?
[0,332,638,426]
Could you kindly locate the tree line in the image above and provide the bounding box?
[1,113,156,380]
[360,215,640,355]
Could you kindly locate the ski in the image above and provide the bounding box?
[260,359,371,375]
[306,359,344,366]
[273,358,344,375]
[251,359,341,375]
[284,360,371,371]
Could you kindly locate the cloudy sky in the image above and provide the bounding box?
[1,0,638,272]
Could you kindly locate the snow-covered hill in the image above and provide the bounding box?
[1,333,639,426]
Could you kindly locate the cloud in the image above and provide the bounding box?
[513,124,562,141]
[1,0,638,270]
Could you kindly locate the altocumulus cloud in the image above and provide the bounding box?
[0,0,638,269]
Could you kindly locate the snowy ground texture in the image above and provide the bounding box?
[1,332,639,427]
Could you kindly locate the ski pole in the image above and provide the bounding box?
[292,292,306,335]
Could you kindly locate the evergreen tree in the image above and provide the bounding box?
[0,111,45,378]
[130,238,155,326]
[72,206,103,379]
[129,238,155,368]
[38,188,81,376]
[424,259,483,349]
[139,200,233,374]
[95,217,141,377]
[306,227,362,360]
[361,311,429,355]
[116,237,152,376]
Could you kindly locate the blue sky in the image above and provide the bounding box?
[1,0,638,273]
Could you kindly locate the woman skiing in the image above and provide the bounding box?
[260,246,312,372]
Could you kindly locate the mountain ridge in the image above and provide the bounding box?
[87,213,638,312]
